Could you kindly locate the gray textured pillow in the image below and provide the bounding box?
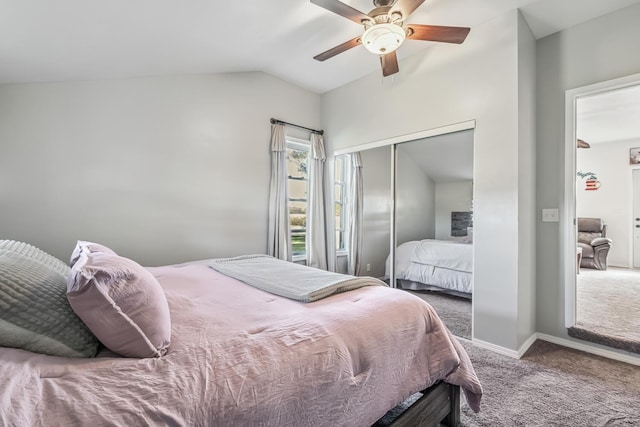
[67,249,171,358]
[0,240,99,358]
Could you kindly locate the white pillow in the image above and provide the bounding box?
[67,243,171,358]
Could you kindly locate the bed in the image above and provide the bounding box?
[0,241,482,426]
[385,239,473,298]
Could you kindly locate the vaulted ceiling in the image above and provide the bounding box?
[2,0,640,94]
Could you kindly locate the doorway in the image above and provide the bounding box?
[564,74,640,354]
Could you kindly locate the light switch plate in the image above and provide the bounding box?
[542,208,559,222]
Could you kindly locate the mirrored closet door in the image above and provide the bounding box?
[357,145,392,281]
[394,131,474,297]
[339,128,474,339]
[344,130,474,286]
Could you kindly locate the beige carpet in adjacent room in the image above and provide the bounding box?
[569,267,640,354]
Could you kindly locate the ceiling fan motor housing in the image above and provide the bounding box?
[364,6,402,26]
[373,0,396,7]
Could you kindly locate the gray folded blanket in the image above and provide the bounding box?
[209,255,386,302]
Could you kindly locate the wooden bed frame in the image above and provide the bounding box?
[384,382,461,427]
[398,279,472,300]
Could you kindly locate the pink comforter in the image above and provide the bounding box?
[0,262,482,426]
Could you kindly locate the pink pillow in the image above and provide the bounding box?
[69,240,117,266]
[67,250,171,358]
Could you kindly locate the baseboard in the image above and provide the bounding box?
[517,333,538,358]
[471,334,537,359]
[471,338,520,359]
[470,333,640,366]
[536,333,640,367]
[469,333,640,366]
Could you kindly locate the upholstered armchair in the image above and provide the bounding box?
[577,217,612,270]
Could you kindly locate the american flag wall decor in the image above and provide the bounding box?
[577,171,601,191]
[585,179,601,191]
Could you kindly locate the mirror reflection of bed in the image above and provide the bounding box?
[356,130,474,339]
[391,239,473,297]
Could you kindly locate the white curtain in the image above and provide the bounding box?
[347,153,363,276]
[307,132,328,270]
[267,124,291,261]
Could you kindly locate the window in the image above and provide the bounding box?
[286,139,310,256]
[334,154,349,253]
[286,141,350,258]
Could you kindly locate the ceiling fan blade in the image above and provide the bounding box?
[380,51,399,77]
[314,36,361,61]
[406,24,471,44]
[310,0,371,25]
[390,0,426,19]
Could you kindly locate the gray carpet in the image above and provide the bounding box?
[460,339,640,426]
[405,290,472,340]
[569,268,640,354]
[402,287,640,425]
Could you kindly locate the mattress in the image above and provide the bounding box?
[386,240,473,295]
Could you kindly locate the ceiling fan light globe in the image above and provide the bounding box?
[361,23,406,55]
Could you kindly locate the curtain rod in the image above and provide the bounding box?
[270,118,324,135]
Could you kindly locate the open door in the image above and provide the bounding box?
[633,169,640,268]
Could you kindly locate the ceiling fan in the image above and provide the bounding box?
[311,0,470,77]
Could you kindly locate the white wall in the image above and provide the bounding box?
[359,146,392,279]
[576,139,640,268]
[322,10,535,351]
[435,181,473,240]
[0,72,321,265]
[396,148,436,246]
[536,2,640,357]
